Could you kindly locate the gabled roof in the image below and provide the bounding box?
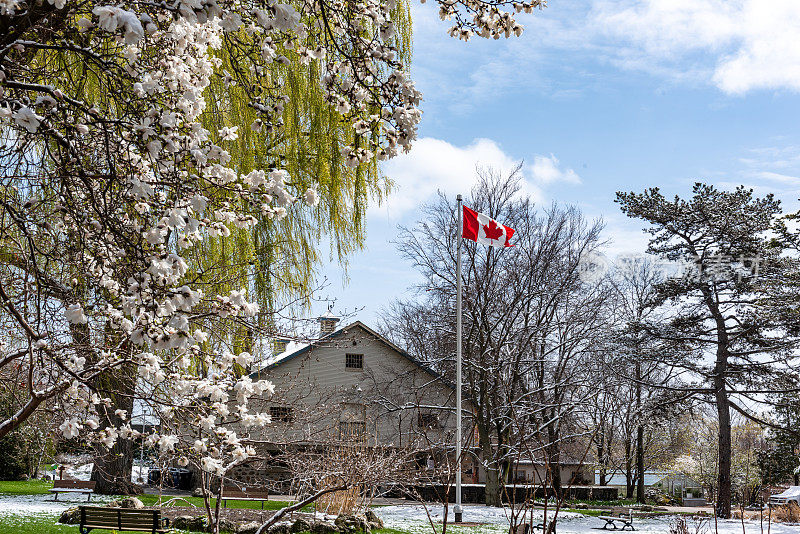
[249,320,451,388]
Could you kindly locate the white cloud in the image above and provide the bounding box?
[530,154,582,184]
[755,171,800,185]
[410,0,800,104]
[376,138,581,219]
[594,0,800,94]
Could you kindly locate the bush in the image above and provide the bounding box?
[0,432,28,480]
[771,503,800,523]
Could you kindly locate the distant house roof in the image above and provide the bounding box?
[249,321,452,389]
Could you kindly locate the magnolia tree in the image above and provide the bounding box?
[0,0,542,525]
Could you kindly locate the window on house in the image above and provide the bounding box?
[269,406,293,423]
[338,421,366,440]
[417,412,440,429]
[345,353,363,369]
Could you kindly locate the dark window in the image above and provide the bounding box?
[338,421,366,440]
[345,353,363,369]
[270,406,293,423]
[417,412,440,429]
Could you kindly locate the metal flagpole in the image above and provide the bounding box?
[454,194,463,523]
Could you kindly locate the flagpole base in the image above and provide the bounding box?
[454,504,462,524]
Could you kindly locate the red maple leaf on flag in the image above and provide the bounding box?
[482,220,504,241]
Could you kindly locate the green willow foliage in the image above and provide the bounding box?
[200,0,413,316]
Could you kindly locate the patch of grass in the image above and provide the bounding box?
[564,498,636,507]
[0,479,54,495]
[0,513,77,534]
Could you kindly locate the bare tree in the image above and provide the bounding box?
[383,166,609,504]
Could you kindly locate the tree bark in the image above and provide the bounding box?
[635,425,645,503]
[624,437,634,498]
[715,373,732,517]
[597,423,607,486]
[481,430,502,507]
[547,424,562,499]
[91,345,141,495]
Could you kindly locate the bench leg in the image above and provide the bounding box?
[87,493,91,502]
[261,501,264,510]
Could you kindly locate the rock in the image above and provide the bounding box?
[193,486,209,497]
[312,521,342,534]
[172,515,198,530]
[639,505,653,512]
[173,515,210,532]
[218,518,238,533]
[335,514,370,533]
[268,521,293,534]
[238,521,263,534]
[58,507,81,525]
[573,503,589,510]
[364,511,383,530]
[107,497,144,509]
[291,518,313,532]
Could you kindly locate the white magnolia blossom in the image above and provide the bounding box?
[65,304,88,325]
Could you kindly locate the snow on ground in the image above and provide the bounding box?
[374,504,800,534]
[0,492,113,519]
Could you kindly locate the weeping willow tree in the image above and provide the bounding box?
[197,0,413,318]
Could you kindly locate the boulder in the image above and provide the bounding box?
[58,507,81,525]
[312,520,342,534]
[238,521,263,534]
[335,514,370,533]
[268,521,293,534]
[291,518,313,532]
[193,486,210,497]
[172,515,196,530]
[218,518,239,533]
[108,496,145,509]
[173,515,210,532]
[364,511,383,530]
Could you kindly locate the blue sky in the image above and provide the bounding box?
[313,0,800,326]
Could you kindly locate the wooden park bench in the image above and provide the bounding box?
[220,485,270,509]
[78,506,170,534]
[598,507,635,531]
[50,480,96,501]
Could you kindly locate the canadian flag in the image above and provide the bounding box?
[462,205,515,248]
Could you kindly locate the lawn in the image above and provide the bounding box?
[0,479,55,495]
[0,514,78,534]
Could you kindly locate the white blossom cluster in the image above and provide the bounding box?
[0,0,539,476]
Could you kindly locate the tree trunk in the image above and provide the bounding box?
[91,348,141,495]
[715,376,732,518]
[624,437,634,498]
[597,423,607,486]
[481,432,502,507]
[547,424,562,499]
[484,462,502,507]
[635,425,645,503]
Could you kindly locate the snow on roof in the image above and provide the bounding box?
[773,486,800,498]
